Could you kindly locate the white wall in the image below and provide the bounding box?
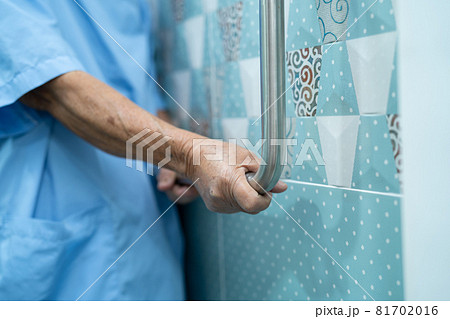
[398,0,450,300]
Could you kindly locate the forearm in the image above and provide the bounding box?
[20,71,200,176]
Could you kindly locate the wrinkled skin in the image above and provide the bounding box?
[21,71,287,214]
[158,141,287,214]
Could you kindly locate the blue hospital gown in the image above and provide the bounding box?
[0,0,185,300]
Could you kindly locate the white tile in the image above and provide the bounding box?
[239,58,262,119]
[347,32,396,114]
[317,116,360,187]
[202,0,218,13]
[221,118,249,147]
[171,70,191,111]
[184,16,205,69]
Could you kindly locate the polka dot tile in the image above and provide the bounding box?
[290,118,328,185]
[346,0,396,41]
[218,182,403,300]
[155,0,402,302]
[352,115,400,194]
[386,50,398,115]
[317,42,359,116]
[204,12,226,67]
[286,0,323,50]
[240,0,260,59]
[221,62,247,118]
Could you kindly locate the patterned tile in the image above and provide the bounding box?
[218,1,244,62]
[171,0,185,22]
[156,0,403,301]
[387,114,402,188]
[316,0,350,44]
[287,46,323,117]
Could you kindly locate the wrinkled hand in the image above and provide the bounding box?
[157,168,199,204]
[185,139,287,214]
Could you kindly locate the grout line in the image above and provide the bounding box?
[252,178,376,301]
[283,179,403,198]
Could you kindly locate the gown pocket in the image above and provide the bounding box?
[0,205,112,300]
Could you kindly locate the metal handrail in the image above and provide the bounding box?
[247,0,286,194]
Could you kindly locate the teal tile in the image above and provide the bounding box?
[221,62,246,118]
[352,116,400,194]
[184,0,203,19]
[386,50,398,115]
[218,182,403,300]
[172,24,190,70]
[347,0,396,40]
[180,200,224,300]
[290,118,328,184]
[204,12,226,67]
[317,42,359,116]
[286,0,323,50]
[240,0,260,59]
[316,0,349,44]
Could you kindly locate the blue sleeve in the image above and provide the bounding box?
[0,0,84,136]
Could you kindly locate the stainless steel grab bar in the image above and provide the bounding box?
[246,0,286,194]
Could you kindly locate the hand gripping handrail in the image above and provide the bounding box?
[246,0,286,194]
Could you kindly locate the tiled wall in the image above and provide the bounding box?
[155,0,403,300]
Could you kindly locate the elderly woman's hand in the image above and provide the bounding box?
[183,139,287,214]
[157,168,199,204]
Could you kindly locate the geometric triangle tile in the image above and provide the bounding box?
[317,42,359,116]
[347,32,396,115]
[351,115,400,194]
[202,0,218,13]
[317,115,360,187]
[185,16,206,69]
[346,0,396,40]
[221,62,246,118]
[240,0,261,59]
[204,12,225,67]
[184,0,203,19]
[286,0,323,51]
[386,49,399,115]
[290,117,328,185]
[221,118,249,148]
[239,57,261,119]
[204,65,225,119]
[173,24,190,70]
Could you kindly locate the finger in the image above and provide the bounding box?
[173,184,198,198]
[232,171,272,214]
[172,184,199,204]
[157,169,177,191]
[270,180,288,193]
